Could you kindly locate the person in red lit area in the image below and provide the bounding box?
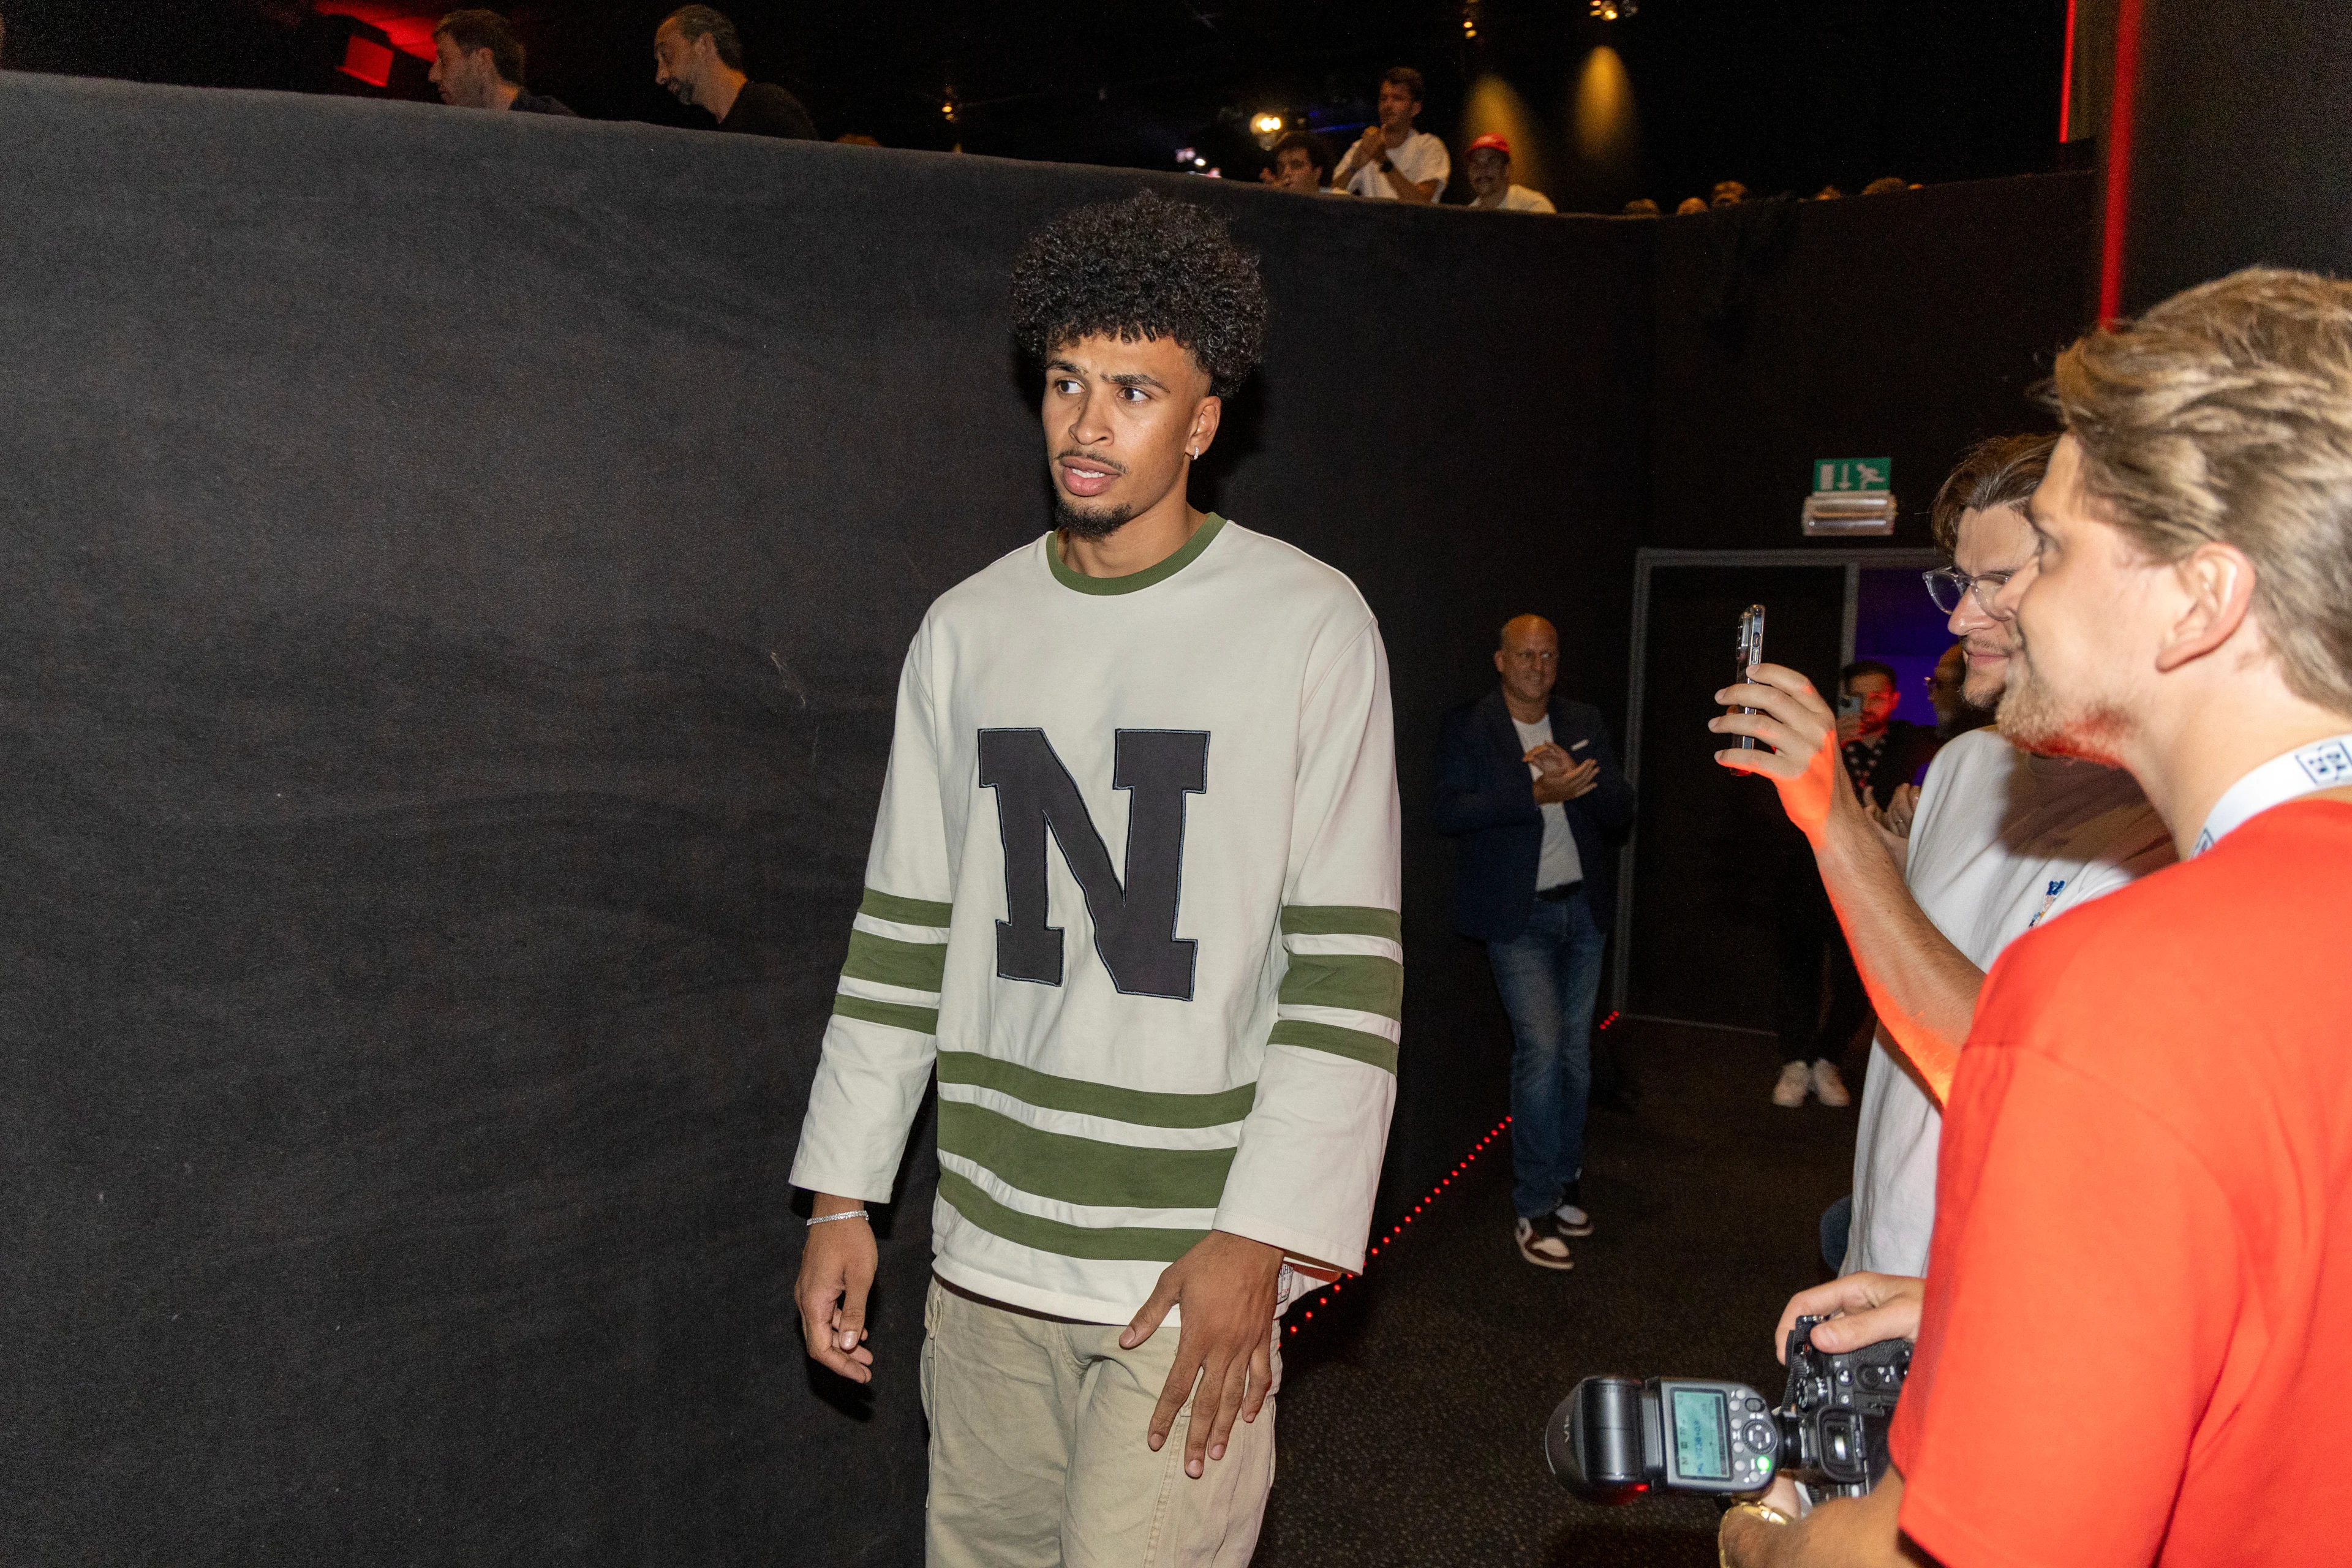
[1718,266,2352,1567]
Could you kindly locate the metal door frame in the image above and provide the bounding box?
[1611,546,1945,1017]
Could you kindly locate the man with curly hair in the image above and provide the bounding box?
[790,190,1400,1565]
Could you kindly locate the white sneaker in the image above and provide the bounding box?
[1772,1060,1811,1107]
[1515,1216,1575,1270]
[1809,1060,1851,1107]
[1555,1178,1594,1237]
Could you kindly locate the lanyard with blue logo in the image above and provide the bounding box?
[2192,733,2352,857]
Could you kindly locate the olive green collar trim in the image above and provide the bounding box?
[1046,513,1228,595]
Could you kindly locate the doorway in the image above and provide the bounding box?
[1613,547,1945,1031]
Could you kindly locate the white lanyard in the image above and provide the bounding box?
[2192,733,2352,856]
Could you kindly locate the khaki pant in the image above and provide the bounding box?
[920,1278,1279,1568]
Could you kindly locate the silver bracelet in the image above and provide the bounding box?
[807,1209,870,1227]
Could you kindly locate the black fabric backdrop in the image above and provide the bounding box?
[1648,172,2097,550]
[0,72,1653,1564]
[0,71,2095,1565]
[2121,0,2352,314]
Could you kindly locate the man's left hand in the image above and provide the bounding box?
[1710,663,1858,842]
[1122,1229,1283,1477]
[1719,1466,1919,1568]
[1720,1478,1805,1567]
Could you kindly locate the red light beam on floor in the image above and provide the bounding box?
[1289,1011,1614,1334]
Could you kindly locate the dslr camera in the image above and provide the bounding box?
[1544,1317,1910,1504]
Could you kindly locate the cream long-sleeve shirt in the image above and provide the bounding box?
[790,516,1403,1323]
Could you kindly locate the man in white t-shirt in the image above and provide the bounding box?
[1463,134,1556,213]
[1710,433,2173,1275]
[1331,67,1449,204]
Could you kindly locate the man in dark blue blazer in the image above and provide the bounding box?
[1434,615,1635,1269]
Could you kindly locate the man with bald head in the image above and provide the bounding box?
[1435,615,1635,1268]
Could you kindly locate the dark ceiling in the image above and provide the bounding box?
[4,0,2068,208]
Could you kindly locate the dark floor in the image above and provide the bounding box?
[1253,1018,1855,1568]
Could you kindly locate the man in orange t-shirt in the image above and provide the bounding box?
[1719,268,2352,1568]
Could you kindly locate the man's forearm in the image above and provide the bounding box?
[1722,1472,1925,1568]
[1810,793,1980,1105]
[1381,165,1436,203]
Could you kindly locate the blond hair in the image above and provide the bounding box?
[2051,266,2352,715]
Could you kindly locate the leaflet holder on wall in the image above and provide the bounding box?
[1801,491,1898,535]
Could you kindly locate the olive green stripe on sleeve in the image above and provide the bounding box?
[831,994,940,1035]
[1268,1019,1399,1074]
[940,1101,1235,1210]
[937,1170,1209,1263]
[1278,952,1404,1020]
[839,929,948,992]
[858,888,953,928]
[937,1050,1256,1128]
[1280,905,1403,942]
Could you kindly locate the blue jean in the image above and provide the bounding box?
[1488,888,1608,1220]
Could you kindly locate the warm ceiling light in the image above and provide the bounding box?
[1590,0,1636,15]
[1250,112,1283,136]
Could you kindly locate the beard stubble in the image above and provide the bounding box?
[1052,495,1137,542]
[1996,649,2135,766]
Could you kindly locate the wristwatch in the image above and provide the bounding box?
[1718,1501,1792,1567]
[1379,157,1395,173]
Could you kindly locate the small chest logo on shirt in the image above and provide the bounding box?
[2296,739,2352,787]
[2027,878,2067,928]
[978,728,1207,1001]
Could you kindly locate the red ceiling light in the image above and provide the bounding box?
[314,2,439,59]
[338,34,395,87]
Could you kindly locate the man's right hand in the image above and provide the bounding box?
[1344,126,1385,175]
[1710,662,1857,842]
[794,1194,878,1383]
[1529,753,1598,805]
[1877,782,1921,838]
[1773,1272,1925,1363]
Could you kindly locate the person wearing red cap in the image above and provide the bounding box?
[1464,133,1556,213]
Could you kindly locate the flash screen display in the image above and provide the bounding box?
[1670,1389,1731,1480]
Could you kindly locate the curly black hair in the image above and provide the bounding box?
[1009,191,1267,399]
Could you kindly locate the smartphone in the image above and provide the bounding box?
[1732,605,1766,750]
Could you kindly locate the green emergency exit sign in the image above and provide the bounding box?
[1814,458,1891,492]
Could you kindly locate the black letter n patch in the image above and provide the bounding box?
[976,728,1208,1000]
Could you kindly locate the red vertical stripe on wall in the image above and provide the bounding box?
[2059,0,2079,141]
[2098,0,2146,321]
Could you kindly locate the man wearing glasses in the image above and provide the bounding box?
[1436,614,1635,1269]
[1713,432,2171,1278]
